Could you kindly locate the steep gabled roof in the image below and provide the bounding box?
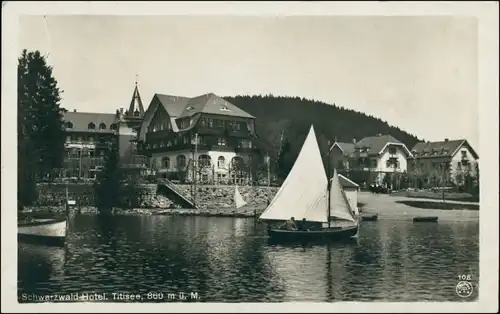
[354,134,412,157]
[155,93,191,117]
[411,139,478,159]
[63,111,118,134]
[329,142,355,155]
[177,93,255,119]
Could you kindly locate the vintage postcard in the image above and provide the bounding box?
[2,1,498,313]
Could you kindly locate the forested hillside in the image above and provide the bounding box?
[224,95,422,176]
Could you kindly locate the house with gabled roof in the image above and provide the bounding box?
[408,138,479,186]
[329,133,413,186]
[137,92,260,185]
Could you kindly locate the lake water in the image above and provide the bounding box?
[18,204,479,302]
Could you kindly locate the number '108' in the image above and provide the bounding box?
[458,275,472,281]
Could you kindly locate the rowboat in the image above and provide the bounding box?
[361,213,379,221]
[413,216,438,223]
[18,217,67,246]
[259,125,359,243]
[18,187,71,247]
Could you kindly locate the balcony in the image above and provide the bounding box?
[63,157,105,169]
[121,154,150,168]
[235,147,260,154]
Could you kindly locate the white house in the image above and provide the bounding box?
[409,138,479,186]
[329,134,413,186]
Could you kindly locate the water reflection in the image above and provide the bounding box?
[18,213,479,302]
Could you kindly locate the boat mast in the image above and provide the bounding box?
[327,140,332,228]
[194,132,198,207]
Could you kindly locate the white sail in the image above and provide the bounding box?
[234,185,247,209]
[259,125,329,223]
[329,169,356,222]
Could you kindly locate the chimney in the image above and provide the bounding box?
[120,107,124,114]
[352,138,356,144]
[444,138,449,142]
[73,109,77,112]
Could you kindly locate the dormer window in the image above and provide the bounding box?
[110,124,117,131]
[220,105,231,112]
[186,106,194,111]
[66,122,73,129]
[99,123,106,130]
[88,122,95,130]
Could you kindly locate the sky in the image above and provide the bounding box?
[18,14,479,148]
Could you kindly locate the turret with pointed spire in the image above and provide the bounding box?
[127,74,145,118]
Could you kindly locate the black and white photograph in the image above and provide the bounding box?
[2,1,498,313]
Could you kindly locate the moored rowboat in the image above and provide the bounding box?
[18,218,67,246]
[361,213,379,221]
[413,216,438,223]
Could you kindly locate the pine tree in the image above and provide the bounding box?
[94,140,122,214]
[18,49,65,207]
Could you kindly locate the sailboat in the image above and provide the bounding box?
[259,125,359,242]
[234,185,248,209]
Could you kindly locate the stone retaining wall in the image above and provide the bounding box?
[26,183,280,217]
[172,184,279,209]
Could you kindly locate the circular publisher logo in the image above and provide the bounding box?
[456,281,473,298]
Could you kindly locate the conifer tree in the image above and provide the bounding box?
[18,49,65,207]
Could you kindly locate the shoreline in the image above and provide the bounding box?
[21,194,480,220]
[22,204,268,218]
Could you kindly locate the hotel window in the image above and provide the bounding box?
[208,119,214,128]
[218,156,225,168]
[99,123,106,130]
[198,155,211,167]
[217,137,227,146]
[370,159,378,168]
[461,150,467,158]
[216,119,224,128]
[238,139,251,148]
[176,155,186,168]
[200,118,207,127]
[66,136,71,142]
[66,122,73,129]
[88,136,94,143]
[457,162,461,169]
[162,157,170,169]
[88,122,95,130]
[389,147,397,155]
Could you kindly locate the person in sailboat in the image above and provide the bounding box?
[280,217,298,230]
[297,218,310,231]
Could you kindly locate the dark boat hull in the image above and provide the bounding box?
[17,233,66,247]
[267,225,359,243]
[413,216,438,223]
[361,213,379,221]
